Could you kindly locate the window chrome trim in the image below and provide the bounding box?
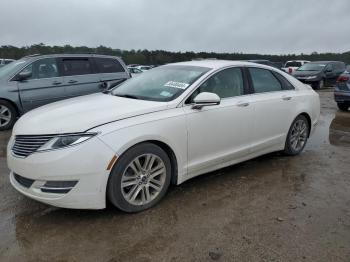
[8,55,128,82]
[178,65,297,108]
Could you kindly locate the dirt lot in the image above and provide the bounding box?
[0,90,349,262]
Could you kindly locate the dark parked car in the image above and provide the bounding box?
[293,61,346,89]
[0,54,130,130]
[334,65,350,111]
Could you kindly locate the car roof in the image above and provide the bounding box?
[23,53,121,60]
[308,61,343,64]
[168,60,270,70]
[286,60,309,62]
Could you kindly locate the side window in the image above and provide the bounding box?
[273,72,295,90]
[95,57,125,73]
[325,63,333,72]
[19,58,59,80]
[61,58,93,76]
[249,68,282,93]
[187,68,244,103]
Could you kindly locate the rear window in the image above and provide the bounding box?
[61,58,93,76]
[95,57,125,73]
[285,61,302,67]
[249,68,282,93]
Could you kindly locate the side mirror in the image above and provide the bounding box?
[192,92,221,109]
[16,71,32,81]
[325,68,333,73]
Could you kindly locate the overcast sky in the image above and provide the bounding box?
[0,0,349,54]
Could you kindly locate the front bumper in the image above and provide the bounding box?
[295,77,320,85]
[334,91,350,103]
[7,136,116,209]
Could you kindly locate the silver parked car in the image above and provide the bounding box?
[0,54,130,130]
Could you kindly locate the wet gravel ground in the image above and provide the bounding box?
[0,90,349,262]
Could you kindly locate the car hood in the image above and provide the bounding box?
[13,93,170,135]
[293,70,321,77]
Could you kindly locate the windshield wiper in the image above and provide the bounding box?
[114,94,141,100]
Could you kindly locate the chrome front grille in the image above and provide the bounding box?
[12,135,55,157]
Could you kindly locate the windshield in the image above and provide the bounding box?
[112,65,210,102]
[285,61,302,67]
[0,59,28,79]
[297,63,326,71]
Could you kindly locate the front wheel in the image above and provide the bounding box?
[283,115,310,156]
[107,143,171,212]
[315,79,325,90]
[337,103,349,111]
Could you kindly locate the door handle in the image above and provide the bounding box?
[282,96,292,101]
[52,81,62,85]
[237,102,249,107]
[68,80,78,84]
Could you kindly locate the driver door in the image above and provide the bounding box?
[16,58,65,112]
[183,67,255,178]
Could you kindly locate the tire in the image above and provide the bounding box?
[0,100,17,131]
[107,143,172,213]
[337,103,349,111]
[315,79,325,90]
[283,115,310,156]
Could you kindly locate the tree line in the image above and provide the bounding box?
[0,43,349,65]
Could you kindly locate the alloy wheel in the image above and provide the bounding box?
[290,119,308,152]
[319,80,324,89]
[121,153,166,206]
[0,105,11,127]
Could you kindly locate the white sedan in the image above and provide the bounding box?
[7,60,320,212]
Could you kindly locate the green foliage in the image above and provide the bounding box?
[0,44,349,65]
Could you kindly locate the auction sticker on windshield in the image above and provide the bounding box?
[164,81,190,89]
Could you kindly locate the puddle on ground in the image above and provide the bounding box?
[329,112,350,147]
[307,111,350,149]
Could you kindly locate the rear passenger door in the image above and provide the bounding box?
[58,57,101,98]
[93,57,129,90]
[247,67,297,152]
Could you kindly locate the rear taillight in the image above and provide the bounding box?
[336,75,349,83]
[288,67,293,74]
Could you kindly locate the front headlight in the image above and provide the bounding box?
[38,133,97,151]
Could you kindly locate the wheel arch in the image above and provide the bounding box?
[297,112,312,137]
[111,139,179,185]
[146,140,178,185]
[0,98,20,116]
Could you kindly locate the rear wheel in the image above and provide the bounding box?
[107,143,171,212]
[283,115,310,156]
[0,100,17,131]
[337,103,349,111]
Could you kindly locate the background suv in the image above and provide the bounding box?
[0,54,130,130]
[293,61,346,89]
